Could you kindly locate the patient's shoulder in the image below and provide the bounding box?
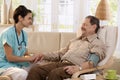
[92,37,105,46]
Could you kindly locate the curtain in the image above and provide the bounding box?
[51,0,59,32]
[21,0,38,24]
[21,0,37,11]
[73,0,90,32]
[4,0,90,32]
[115,0,120,58]
[20,0,91,32]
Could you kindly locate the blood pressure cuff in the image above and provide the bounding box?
[87,53,100,67]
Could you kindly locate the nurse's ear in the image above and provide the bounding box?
[18,15,23,22]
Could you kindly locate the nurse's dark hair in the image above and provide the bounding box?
[86,15,100,33]
[13,5,32,23]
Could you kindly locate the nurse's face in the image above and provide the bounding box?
[20,13,33,27]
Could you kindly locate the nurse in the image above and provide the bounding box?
[0,5,38,80]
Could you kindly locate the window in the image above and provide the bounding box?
[0,0,118,32]
[58,0,74,32]
[35,0,52,31]
[35,0,74,32]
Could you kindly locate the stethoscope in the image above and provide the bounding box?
[14,26,26,50]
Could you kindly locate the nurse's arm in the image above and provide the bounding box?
[3,43,35,62]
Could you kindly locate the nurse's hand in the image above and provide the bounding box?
[27,56,37,63]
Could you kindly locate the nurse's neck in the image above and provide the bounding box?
[15,23,24,36]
